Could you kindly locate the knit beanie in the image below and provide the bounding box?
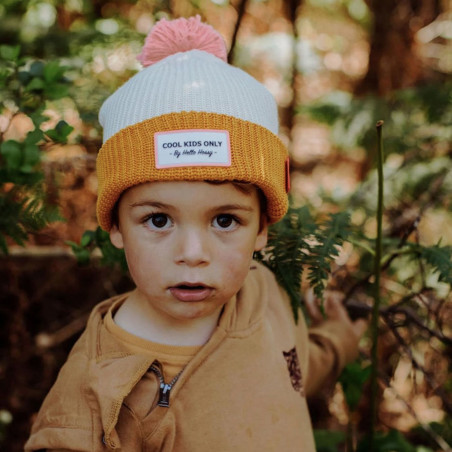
[96,15,289,231]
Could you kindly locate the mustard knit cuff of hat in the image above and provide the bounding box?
[96,111,289,231]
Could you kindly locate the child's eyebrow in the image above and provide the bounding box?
[129,201,254,212]
[212,204,254,212]
[129,201,170,209]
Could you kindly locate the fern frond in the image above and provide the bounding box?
[256,207,352,321]
[413,242,452,285]
[256,206,318,321]
[21,197,60,231]
[0,187,61,253]
[0,192,28,249]
[306,212,351,299]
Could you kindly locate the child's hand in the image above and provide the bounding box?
[305,289,368,341]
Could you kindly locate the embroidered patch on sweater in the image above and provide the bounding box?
[283,347,305,396]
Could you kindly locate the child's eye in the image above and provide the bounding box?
[212,214,238,231]
[144,213,172,230]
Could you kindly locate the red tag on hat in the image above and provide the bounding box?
[285,157,291,193]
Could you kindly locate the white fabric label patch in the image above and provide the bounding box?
[154,130,231,168]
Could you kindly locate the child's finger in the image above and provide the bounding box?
[304,289,323,323]
[323,291,347,320]
[325,294,369,339]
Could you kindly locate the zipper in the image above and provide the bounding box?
[149,362,183,408]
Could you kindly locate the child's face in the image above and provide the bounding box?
[110,181,268,326]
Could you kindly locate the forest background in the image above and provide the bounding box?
[0,0,451,451]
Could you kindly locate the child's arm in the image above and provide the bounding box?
[303,290,367,397]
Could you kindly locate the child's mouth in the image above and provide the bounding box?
[169,283,213,302]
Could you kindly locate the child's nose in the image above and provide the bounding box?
[174,228,210,267]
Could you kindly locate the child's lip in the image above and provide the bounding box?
[169,283,214,302]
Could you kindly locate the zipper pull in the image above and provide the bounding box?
[149,362,183,408]
[158,382,172,407]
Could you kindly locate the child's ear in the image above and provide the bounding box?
[254,217,268,252]
[110,225,124,249]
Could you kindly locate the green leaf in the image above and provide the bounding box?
[254,205,352,322]
[0,45,21,62]
[22,143,41,170]
[314,429,346,452]
[45,120,74,143]
[0,189,60,253]
[29,61,44,77]
[300,91,352,124]
[94,227,128,271]
[80,230,95,247]
[357,430,416,452]
[67,227,128,271]
[29,109,49,128]
[415,243,452,285]
[43,61,66,83]
[306,211,351,301]
[1,140,22,170]
[72,246,91,265]
[256,205,317,321]
[18,70,32,85]
[44,83,69,100]
[25,77,45,92]
[339,362,372,411]
[0,69,9,88]
[25,127,44,145]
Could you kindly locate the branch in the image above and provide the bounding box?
[228,0,249,63]
[384,305,452,346]
[383,315,452,414]
[344,161,450,301]
[344,298,452,346]
[287,0,303,134]
[35,312,89,349]
[376,359,452,452]
[369,120,385,448]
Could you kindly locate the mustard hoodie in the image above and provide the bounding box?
[25,262,359,451]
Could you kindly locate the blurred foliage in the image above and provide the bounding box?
[315,425,446,452]
[300,83,452,164]
[67,227,128,271]
[339,361,372,412]
[302,83,451,449]
[300,81,452,306]
[409,417,452,451]
[314,429,347,452]
[356,429,420,452]
[0,44,74,253]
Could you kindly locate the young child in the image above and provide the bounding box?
[26,16,366,452]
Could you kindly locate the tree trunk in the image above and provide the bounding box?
[356,0,441,95]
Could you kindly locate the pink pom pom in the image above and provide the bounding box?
[137,15,228,67]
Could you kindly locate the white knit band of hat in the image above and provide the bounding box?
[99,49,280,143]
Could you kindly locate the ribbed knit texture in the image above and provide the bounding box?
[97,111,288,230]
[99,50,279,142]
